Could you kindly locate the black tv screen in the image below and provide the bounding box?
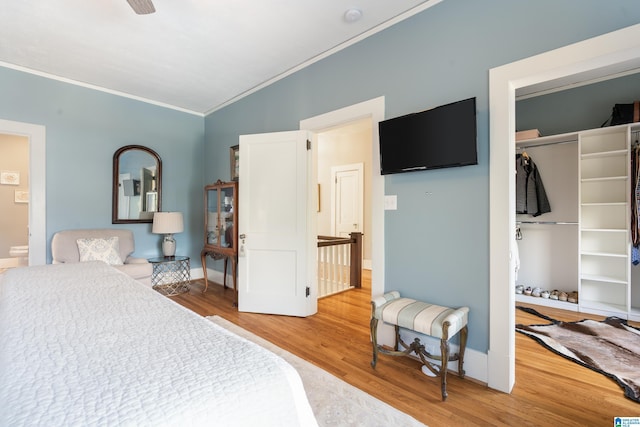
[378,97,477,175]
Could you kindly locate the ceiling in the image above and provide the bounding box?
[0,0,440,116]
[516,58,640,100]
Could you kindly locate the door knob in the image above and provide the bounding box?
[239,234,246,239]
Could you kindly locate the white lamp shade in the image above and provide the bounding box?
[152,212,184,234]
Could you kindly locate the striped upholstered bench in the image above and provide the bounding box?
[370,291,469,401]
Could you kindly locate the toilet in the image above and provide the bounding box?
[9,245,28,266]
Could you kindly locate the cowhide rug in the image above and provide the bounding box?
[516,306,640,403]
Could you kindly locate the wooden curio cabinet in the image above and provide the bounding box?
[201,180,238,296]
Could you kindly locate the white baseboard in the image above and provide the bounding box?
[190,267,204,280]
[191,267,232,288]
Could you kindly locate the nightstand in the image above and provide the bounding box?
[148,256,190,296]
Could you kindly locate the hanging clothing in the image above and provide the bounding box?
[515,153,551,217]
[631,146,640,264]
[632,145,640,246]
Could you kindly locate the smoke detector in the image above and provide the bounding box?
[344,8,363,23]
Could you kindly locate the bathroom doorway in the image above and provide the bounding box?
[0,133,29,271]
[0,118,46,271]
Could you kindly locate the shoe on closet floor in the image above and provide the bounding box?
[558,291,568,302]
[532,287,542,297]
[550,290,559,300]
[515,285,524,294]
[567,291,578,303]
[524,286,532,296]
[540,290,550,299]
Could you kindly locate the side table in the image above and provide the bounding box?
[148,256,190,296]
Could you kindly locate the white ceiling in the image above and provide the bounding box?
[516,62,640,100]
[0,0,440,116]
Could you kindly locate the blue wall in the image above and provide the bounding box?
[516,73,640,136]
[0,66,205,262]
[204,0,640,352]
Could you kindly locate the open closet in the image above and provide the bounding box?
[515,123,640,322]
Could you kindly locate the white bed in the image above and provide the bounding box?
[0,261,318,426]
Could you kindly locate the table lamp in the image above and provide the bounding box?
[152,212,184,257]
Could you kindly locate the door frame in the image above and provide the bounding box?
[300,97,385,297]
[330,162,364,237]
[489,23,640,393]
[0,119,46,265]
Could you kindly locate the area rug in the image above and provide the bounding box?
[207,315,426,427]
[515,306,640,403]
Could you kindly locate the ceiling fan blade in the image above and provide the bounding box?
[126,0,155,14]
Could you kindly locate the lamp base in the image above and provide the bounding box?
[162,234,176,257]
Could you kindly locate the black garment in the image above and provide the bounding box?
[631,146,640,247]
[515,154,551,217]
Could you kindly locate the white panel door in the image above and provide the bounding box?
[237,130,317,316]
[331,163,363,237]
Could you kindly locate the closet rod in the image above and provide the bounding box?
[516,221,578,225]
[516,139,576,150]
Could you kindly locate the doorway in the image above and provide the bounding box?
[317,119,370,269]
[0,120,46,267]
[0,133,29,270]
[489,23,640,393]
[300,97,385,299]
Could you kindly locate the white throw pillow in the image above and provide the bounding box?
[76,237,124,265]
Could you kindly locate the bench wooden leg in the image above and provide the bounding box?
[370,316,379,368]
[440,337,450,401]
[458,325,468,378]
[393,325,400,351]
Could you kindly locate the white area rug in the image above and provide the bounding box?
[207,316,426,427]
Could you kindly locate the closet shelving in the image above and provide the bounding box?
[515,124,640,321]
[579,127,630,318]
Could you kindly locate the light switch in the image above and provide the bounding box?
[384,195,397,210]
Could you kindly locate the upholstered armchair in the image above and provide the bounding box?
[51,229,152,286]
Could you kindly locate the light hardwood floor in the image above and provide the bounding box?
[172,272,640,426]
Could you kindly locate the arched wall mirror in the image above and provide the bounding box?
[112,145,162,224]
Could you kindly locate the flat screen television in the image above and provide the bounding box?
[378,97,477,175]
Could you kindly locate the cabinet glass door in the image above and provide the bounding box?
[221,187,234,249]
[206,188,220,246]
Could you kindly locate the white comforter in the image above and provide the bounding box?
[0,262,317,427]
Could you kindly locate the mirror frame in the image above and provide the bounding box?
[112,145,162,224]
